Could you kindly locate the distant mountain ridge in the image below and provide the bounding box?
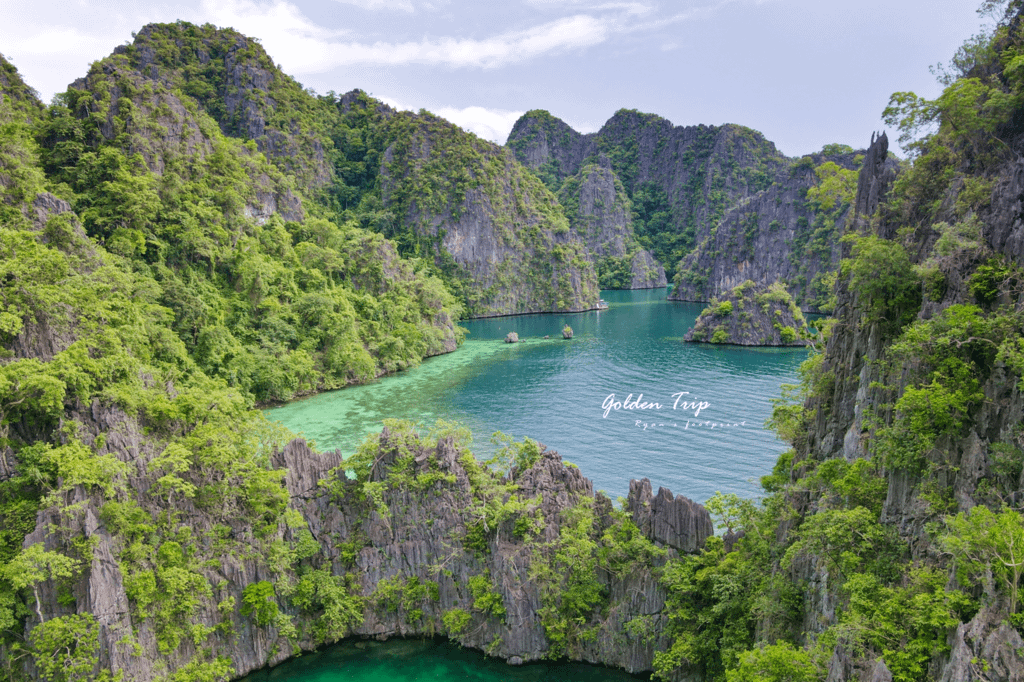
[507,108,864,310]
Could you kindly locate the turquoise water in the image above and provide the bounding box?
[266,288,807,503]
[240,639,645,682]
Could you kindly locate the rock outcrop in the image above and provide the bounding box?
[628,249,668,288]
[683,280,809,346]
[941,610,1024,682]
[626,478,714,553]
[63,26,603,320]
[783,115,1024,675]
[378,109,600,317]
[671,147,864,311]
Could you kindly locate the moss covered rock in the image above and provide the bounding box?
[683,280,808,346]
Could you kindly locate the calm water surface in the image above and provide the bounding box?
[240,639,645,682]
[266,288,807,503]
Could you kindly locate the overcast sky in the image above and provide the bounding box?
[0,0,987,156]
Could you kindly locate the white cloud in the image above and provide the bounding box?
[194,0,666,73]
[375,95,524,144]
[194,0,351,73]
[270,12,613,72]
[432,105,526,143]
[0,0,731,101]
[331,0,452,10]
[0,4,158,101]
[525,0,652,10]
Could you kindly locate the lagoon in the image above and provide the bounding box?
[265,288,806,504]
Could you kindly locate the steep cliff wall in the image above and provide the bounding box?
[51,25,602,319]
[671,149,866,311]
[558,158,666,289]
[508,110,866,308]
[783,88,1024,678]
[375,107,600,317]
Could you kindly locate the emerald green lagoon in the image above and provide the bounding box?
[266,288,806,504]
[241,639,645,682]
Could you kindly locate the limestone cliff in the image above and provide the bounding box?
[558,157,666,289]
[61,25,601,319]
[374,106,600,317]
[671,149,867,311]
[508,109,864,307]
[782,122,1024,677]
[8,414,713,681]
[508,109,789,283]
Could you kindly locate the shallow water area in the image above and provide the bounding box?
[238,639,646,682]
[266,288,806,503]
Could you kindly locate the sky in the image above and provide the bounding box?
[0,0,990,157]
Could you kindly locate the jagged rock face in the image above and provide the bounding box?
[557,157,667,288]
[683,280,808,346]
[509,109,864,307]
[125,24,332,189]
[561,160,632,258]
[792,125,1024,676]
[788,133,925,655]
[19,410,714,681]
[629,249,668,288]
[506,110,590,185]
[510,110,788,237]
[379,111,600,317]
[852,132,898,238]
[671,148,863,311]
[803,134,898,464]
[626,478,713,553]
[942,609,1024,682]
[68,34,306,224]
[558,159,667,289]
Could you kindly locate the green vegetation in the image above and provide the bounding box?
[0,35,463,681]
[651,338,978,681]
[442,608,471,635]
[631,181,690,278]
[7,2,1024,680]
[594,255,634,288]
[841,235,921,331]
[467,573,505,619]
[240,582,278,627]
[23,31,464,406]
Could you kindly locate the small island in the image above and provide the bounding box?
[684,280,809,346]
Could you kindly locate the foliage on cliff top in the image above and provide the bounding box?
[31,32,463,404]
[0,29,464,679]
